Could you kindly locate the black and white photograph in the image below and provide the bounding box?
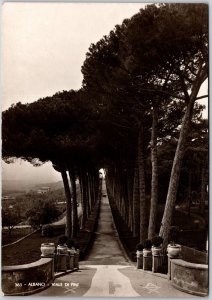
[1,2,209,297]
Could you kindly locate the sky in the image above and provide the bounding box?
[1,2,208,183]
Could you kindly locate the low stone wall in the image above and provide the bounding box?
[181,245,208,264]
[170,259,208,296]
[2,258,54,296]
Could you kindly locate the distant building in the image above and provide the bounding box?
[37,187,51,194]
[2,196,15,200]
[2,196,16,210]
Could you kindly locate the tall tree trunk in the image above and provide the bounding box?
[78,172,83,229]
[159,70,207,247]
[90,172,95,207]
[200,162,206,215]
[85,172,91,217]
[79,168,87,229]
[148,104,159,239]
[61,169,72,239]
[69,168,79,238]
[124,176,129,226]
[127,174,133,231]
[187,169,192,215]
[137,119,147,242]
[88,172,93,211]
[132,158,140,237]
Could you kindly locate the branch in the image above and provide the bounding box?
[137,87,186,101]
[196,94,208,100]
[177,69,190,102]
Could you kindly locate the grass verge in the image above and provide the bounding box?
[2,227,34,246]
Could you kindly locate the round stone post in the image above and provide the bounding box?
[74,249,80,269]
[40,243,55,278]
[167,244,181,280]
[56,244,69,272]
[152,255,161,273]
[136,250,143,269]
[143,249,152,271]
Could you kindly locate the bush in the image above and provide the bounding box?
[26,200,60,229]
[169,226,180,245]
[143,239,152,249]
[67,239,75,248]
[136,243,144,251]
[151,236,163,247]
[42,225,54,237]
[74,242,80,250]
[2,209,21,235]
[57,235,68,245]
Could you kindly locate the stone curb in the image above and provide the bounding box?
[54,268,79,279]
[136,268,168,279]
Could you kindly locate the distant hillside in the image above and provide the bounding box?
[2,180,63,193]
[34,181,63,190]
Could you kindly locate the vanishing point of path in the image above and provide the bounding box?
[36,180,195,297]
[81,180,129,266]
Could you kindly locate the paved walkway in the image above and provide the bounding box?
[36,180,195,297]
[80,182,129,266]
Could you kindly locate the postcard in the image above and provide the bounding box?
[1,2,208,297]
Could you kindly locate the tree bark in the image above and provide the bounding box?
[137,119,147,242]
[148,104,159,239]
[85,172,91,217]
[127,174,134,231]
[79,168,87,229]
[187,170,192,215]
[69,168,79,238]
[200,162,206,215]
[159,69,207,247]
[61,169,72,239]
[132,158,140,237]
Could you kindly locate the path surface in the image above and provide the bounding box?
[81,181,128,265]
[36,180,195,297]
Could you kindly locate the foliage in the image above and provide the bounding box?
[26,200,60,229]
[151,236,163,247]
[143,239,152,249]
[11,189,66,220]
[136,243,144,251]
[41,225,54,237]
[67,239,75,249]
[2,209,21,235]
[168,226,180,245]
[57,235,68,245]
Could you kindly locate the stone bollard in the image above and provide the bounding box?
[40,243,55,278]
[152,254,162,273]
[143,249,152,271]
[74,249,80,269]
[167,244,181,280]
[69,254,75,270]
[67,249,75,270]
[56,244,69,272]
[136,250,143,269]
[40,243,55,258]
[152,247,162,273]
[56,254,69,272]
[167,255,172,280]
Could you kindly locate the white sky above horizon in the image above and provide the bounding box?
[1,2,208,183]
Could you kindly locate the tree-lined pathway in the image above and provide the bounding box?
[80,180,129,265]
[36,180,194,297]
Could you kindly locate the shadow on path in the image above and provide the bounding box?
[81,180,128,265]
